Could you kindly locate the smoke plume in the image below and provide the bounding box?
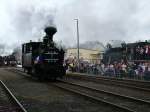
[1,0,150,54]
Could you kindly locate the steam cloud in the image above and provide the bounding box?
[0,0,150,54]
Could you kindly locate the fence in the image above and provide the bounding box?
[67,64,150,81]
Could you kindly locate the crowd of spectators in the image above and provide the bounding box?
[65,58,150,81]
[133,45,150,60]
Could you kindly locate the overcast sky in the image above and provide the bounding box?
[0,0,150,53]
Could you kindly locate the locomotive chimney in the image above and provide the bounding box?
[43,26,57,43]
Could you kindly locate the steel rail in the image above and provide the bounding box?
[7,68,150,111]
[8,68,150,93]
[66,74,150,92]
[53,81,135,112]
[55,79,150,112]
[67,73,150,87]
[0,80,27,112]
[60,79,150,103]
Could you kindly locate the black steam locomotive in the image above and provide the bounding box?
[22,26,66,80]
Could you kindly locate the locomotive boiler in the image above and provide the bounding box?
[22,26,66,80]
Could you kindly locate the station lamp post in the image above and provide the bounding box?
[74,19,80,71]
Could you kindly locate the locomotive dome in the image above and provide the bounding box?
[44,26,57,36]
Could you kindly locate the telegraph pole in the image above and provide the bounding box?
[74,19,80,71]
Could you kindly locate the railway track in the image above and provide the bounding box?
[6,68,150,111]
[66,73,150,92]
[11,68,150,90]
[7,68,150,97]
[0,80,27,112]
[53,79,150,112]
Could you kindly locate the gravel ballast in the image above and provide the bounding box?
[0,68,122,112]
